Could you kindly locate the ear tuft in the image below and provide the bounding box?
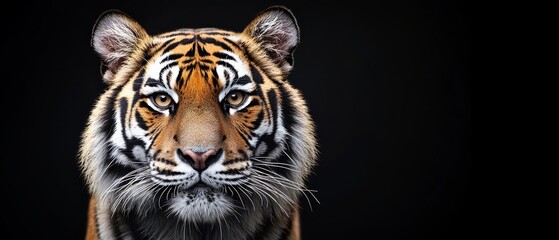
[92,10,148,77]
[243,6,300,75]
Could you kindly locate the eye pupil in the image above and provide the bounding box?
[152,93,172,109]
[226,91,245,107]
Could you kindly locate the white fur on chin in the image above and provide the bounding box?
[167,187,235,223]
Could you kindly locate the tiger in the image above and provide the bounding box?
[79,5,318,240]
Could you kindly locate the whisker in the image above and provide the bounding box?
[249,178,292,215]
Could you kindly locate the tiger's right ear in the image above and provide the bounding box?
[92,10,148,80]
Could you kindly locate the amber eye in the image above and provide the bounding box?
[226,91,246,107]
[151,93,173,109]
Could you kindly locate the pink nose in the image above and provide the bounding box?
[183,149,217,170]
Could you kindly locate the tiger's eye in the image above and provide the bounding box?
[152,93,172,109]
[226,91,245,107]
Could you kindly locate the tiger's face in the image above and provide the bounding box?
[126,31,275,221]
[81,7,317,225]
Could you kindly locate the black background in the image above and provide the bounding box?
[1,0,471,239]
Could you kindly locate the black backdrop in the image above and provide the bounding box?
[1,1,471,239]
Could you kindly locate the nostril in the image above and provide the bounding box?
[177,149,195,166]
[205,149,222,169]
[177,148,222,171]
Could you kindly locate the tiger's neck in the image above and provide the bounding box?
[85,197,300,240]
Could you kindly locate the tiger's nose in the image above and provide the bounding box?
[178,149,218,171]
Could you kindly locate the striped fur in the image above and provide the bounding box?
[79,6,318,240]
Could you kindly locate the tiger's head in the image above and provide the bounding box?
[79,6,317,227]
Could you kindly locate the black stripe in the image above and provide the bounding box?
[158,62,179,87]
[198,36,232,51]
[196,41,210,56]
[140,45,153,69]
[159,32,193,38]
[100,85,122,138]
[135,111,148,130]
[184,44,196,57]
[210,69,220,90]
[223,158,245,166]
[216,61,236,86]
[155,158,177,166]
[146,133,160,156]
[217,60,238,81]
[176,68,186,90]
[162,53,183,62]
[277,84,295,145]
[275,84,296,176]
[132,69,145,91]
[234,75,252,86]
[155,169,186,176]
[100,91,137,178]
[163,37,195,53]
[215,169,247,175]
[132,92,141,116]
[255,134,279,164]
[250,63,265,84]
[236,40,254,63]
[262,90,279,157]
[213,51,235,60]
[198,63,210,71]
[145,78,161,87]
[223,37,242,51]
[118,98,128,144]
[202,31,231,36]
[122,137,147,160]
[151,38,175,55]
[152,149,162,161]
[181,58,195,64]
[131,70,144,123]
[184,67,194,88]
[199,59,213,64]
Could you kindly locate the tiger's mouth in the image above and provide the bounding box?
[179,181,215,193]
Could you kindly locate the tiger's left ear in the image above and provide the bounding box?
[243,6,300,75]
[91,10,148,83]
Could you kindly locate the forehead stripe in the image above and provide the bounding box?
[202,31,232,36]
[161,53,184,63]
[163,37,195,53]
[197,36,233,52]
[213,52,236,61]
[222,37,242,50]
[151,38,174,55]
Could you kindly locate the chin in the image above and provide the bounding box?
[166,186,235,223]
